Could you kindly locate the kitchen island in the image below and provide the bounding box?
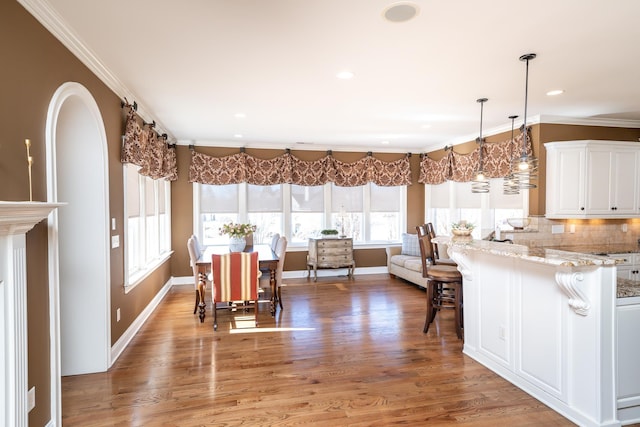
[433,237,639,427]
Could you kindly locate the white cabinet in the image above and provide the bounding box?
[608,253,640,280]
[617,301,640,413]
[546,141,640,218]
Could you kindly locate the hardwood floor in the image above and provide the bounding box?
[62,274,574,426]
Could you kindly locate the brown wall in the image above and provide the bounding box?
[425,124,640,217]
[1,3,172,425]
[170,146,425,276]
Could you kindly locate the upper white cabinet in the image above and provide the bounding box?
[545,140,640,219]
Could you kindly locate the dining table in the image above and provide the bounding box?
[195,244,279,322]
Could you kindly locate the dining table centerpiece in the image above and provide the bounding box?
[219,222,256,252]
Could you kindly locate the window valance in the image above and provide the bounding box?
[418,130,532,185]
[120,104,178,181]
[189,150,411,187]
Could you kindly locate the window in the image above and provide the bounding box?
[124,163,171,286]
[426,178,526,239]
[195,182,406,246]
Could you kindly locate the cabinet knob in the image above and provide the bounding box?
[580,207,585,211]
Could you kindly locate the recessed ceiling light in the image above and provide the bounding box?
[234,113,246,119]
[383,2,419,23]
[546,89,564,96]
[336,70,354,79]
[234,134,243,138]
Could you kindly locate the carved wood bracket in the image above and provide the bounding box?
[554,271,591,316]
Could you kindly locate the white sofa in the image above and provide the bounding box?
[385,245,429,288]
[385,233,452,289]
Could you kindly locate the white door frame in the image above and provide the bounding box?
[45,82,111,426]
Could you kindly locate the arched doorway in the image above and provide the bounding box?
[46,82,111,425]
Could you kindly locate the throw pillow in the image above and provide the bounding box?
[401,233,421,257]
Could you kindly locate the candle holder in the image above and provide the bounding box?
[25,139,33,202]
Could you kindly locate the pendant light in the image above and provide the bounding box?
[503,115,520,195]
[515,53,538,189]
[471,98,490,193]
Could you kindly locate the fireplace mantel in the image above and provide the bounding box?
[0,201,65,236]
[1,201,63,427]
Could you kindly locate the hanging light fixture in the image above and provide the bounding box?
[515,53,538,189]
[471,98,490,193]
[503,115,520,195]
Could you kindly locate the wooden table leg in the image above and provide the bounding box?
[270,267,276,316]
[197,270,207,323]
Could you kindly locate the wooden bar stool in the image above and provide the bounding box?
[417,232,463,339]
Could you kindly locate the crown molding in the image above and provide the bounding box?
[537,114,640,128]
[17,0,173,139]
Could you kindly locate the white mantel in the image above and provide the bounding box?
[0,201,63,427]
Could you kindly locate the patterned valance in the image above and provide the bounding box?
[418,130,532,185]
[120,104,178,181]
[189,150,411,187]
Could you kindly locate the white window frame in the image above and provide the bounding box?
[123,164,172,291]
[194,182,407,248]
[425,178,528,238]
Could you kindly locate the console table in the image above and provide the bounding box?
[307,237,354,281]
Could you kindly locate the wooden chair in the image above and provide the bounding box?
[187,236,204,314]
[211,252,261,331]
[261,236,287,309]
[416,223,456,266]
[417,232,464,339]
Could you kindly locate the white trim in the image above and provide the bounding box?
[111,279,173,364]
[45,82,111,427]
[0,204,60,427]
[16,0,172,140]
[124,252,173,294]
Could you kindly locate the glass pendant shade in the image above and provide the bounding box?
[516,53,538,190]
[471,98,490,193]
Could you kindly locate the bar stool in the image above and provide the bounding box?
[417,232,463,339]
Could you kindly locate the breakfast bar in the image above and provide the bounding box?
[434,237,640,427]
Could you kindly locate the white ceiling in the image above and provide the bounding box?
[21,0,640,152]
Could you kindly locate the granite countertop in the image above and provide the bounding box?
[435,237,640,299]
[434,236,618,268]
[546,244,640,255]
[617,278,640,298]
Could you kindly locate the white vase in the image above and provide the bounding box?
[228,236,246,252]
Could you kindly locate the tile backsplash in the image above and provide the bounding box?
[506,217,640,248]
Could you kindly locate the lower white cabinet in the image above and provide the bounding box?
[617,300,640,415]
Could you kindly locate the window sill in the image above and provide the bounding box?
[125,251,173,293]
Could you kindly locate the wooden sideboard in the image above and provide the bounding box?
[307,237,355,281]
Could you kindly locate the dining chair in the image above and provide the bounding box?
[211,251,261,331]
[187,236,204,314]
[261,236,287,309]
[270,233,280,252]
[417,232,463,339]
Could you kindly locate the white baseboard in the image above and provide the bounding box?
[110,278,173,365]
[172,266,389,285]
[171,276,195,286]
[283,266,388,279]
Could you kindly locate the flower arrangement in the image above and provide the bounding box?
[219,222,256,238]
[451,221,475,236]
